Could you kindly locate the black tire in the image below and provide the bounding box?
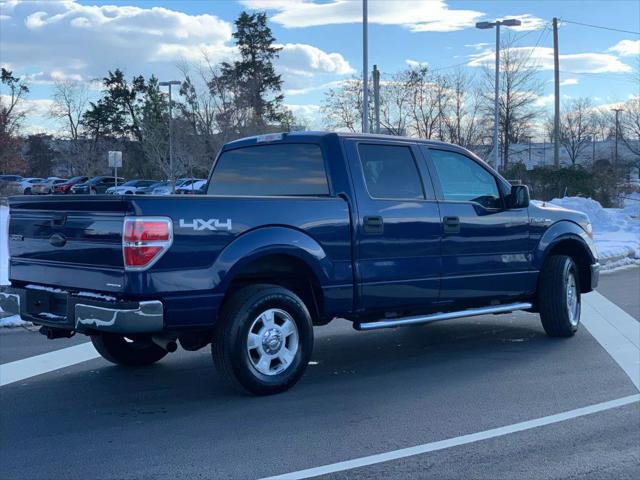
[538,255,581,337]
[212,284,314,395]
[91,334,168,366]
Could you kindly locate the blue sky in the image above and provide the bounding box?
[0,0,638,133]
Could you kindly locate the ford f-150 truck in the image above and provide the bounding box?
[0,132,599,395]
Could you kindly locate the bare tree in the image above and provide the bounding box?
[321,77,364,132]
[50,80,88,141]
[480,35,544,169]
[620,97,640,157]
[403,67,447,139]
[378,73,410,135]
[0,68,29,173]
[559,97,595,166]
[442,70,483,149]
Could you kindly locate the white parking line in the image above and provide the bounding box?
[260,394,640,480]
[261,291,640,480]
[582,291,640,390]
[0,342,99,387]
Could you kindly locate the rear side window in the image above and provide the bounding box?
[429,150,501,209]
[358,144,424,199]
[208,144,329,196]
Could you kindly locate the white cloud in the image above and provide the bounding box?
[468,46,632,73]
[533,93,554,107]
[465,42,490,51]
[608,39,640,57]
[241,0,484,32]
[277,43,354,77]
[284,103,322,129]
[560,78,579,86]
[1,0,234,82]
[0,95,54,117]
[406,59,429,68]
[284,80,349,97]
[502,14,546,31]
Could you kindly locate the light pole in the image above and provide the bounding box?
[159,80,181,193]
[362,0,369,133]
[612,108,623,167]
[476,18,521,170]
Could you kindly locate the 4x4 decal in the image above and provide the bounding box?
[179,218,232,231]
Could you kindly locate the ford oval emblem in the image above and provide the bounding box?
[49,233,67,247]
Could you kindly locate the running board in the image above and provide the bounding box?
[354,302,533,331]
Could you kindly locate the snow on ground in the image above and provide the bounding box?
[549,196,640,270]
[1,204,9,286]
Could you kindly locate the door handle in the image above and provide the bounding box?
[443,216,460,234]
[363,215,384,234]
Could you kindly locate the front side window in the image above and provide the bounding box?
[358,144,424,199]
[430,150,502,209]
[208,144,329,196]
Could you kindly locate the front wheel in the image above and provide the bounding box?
[212,284,313,395]
[538,255,581,337]
[91,334,168,366]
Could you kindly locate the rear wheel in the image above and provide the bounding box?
[538,255,581,337]
[212,284,313,395]
[91,334,168,366]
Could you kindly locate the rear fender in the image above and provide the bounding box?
[211,226,333,293]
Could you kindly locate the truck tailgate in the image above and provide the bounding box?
[8,196,132,294]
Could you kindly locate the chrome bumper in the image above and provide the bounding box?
[0,286,164,334]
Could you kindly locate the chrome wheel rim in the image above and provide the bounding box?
[247,308,299,376]
[566,270,579,326]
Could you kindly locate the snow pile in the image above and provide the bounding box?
[621,192,640,218]
[550,196,640,269]
[1,204,8,286]
[0,314,27,328]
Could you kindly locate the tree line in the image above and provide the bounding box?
[0,11,296,178]
[1,16,638,181]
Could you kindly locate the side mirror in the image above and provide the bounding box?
[508,185,530,209]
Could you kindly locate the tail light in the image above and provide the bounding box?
[123,217,173,270]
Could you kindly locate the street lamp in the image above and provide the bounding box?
[159,80,181,193]
[476,18,522,170]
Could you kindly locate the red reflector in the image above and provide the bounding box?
[124,246,163,267]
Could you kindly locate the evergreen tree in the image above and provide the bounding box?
[24,134,55,177]
[220,11,284,133]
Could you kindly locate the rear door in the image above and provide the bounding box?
[422,147,533,304]
[345,139,441,314]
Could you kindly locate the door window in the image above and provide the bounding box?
[358,144,424,199]
[430,150,502,209]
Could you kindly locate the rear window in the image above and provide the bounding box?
[208,144,329,196]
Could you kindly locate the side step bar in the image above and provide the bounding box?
[354,302,533,331]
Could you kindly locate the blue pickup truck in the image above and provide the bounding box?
[1,132,599,394]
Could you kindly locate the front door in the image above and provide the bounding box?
[345,140,442,314]
[423,147,533,304]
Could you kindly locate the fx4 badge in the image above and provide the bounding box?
[179,218,232,231]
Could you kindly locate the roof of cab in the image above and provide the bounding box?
[223,130,456,150]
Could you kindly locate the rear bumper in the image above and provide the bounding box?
[0,286,164,334]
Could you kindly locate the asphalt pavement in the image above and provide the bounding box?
[0,267,638,480]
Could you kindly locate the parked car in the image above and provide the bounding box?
[1,132,599,396]
[136,181,167,195]
[175,179,206,194]
[106,180,158,195]
[32,178,68,195]
[151,178,200,195]
[70,176,125,194]
[0,175,24,196]
[0,174,23,183]
[52,176,89,194]
[5,177,45,195]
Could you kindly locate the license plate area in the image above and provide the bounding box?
[25,289,69,323]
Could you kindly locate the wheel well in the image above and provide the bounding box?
[546,239,593,293]
[224,254,326,325]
